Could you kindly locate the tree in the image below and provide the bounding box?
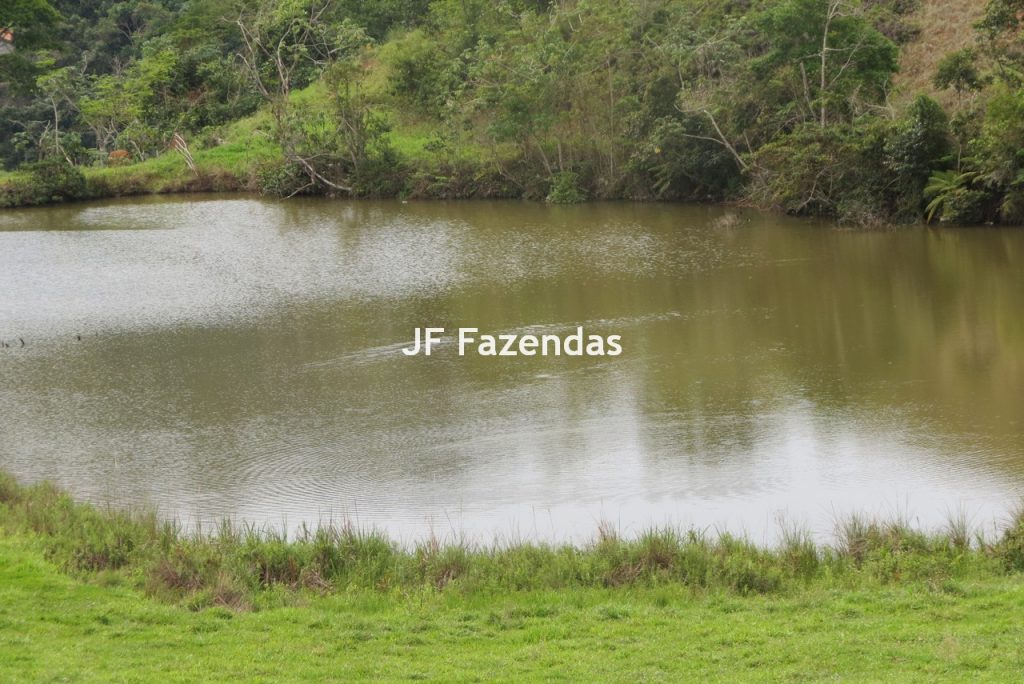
[235,0,371,193]
[78,49,176,156]
[0,0,61,51]
[883,95,951,219]
[35,65,80,163]
[753,0,898,128]
[976,0,1024,84]
[934,49,982,102]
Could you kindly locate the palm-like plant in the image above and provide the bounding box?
[923,169,977,223]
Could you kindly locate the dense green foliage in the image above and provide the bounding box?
[2,0,1024,223]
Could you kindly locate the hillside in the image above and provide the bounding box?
[895,0,986,105]
[2,0,1024,225]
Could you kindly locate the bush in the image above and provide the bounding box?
[384,29,457,118]
[884,95,951,220]
[351,148,407,197]
[934,48,983,96]
[748,122,890,224]
[0,160,90,207]
[629,115,741,201]
[995,507,1024,571]
[256,160,310,197]
[546,171,585,204]
[942,188,991,224]
[0,159,90,206]
[1000,184,1024,224]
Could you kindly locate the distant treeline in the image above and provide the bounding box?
[2,0,1024,224]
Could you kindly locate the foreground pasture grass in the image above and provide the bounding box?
[4,472,1024,679]
[2,536,1024,681]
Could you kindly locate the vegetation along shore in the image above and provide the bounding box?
[2,0,1024,226]
[3,471,1024,678]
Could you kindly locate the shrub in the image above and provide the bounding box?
[995,506,1024,571]
[0,159,89,207]
[934,49,983,96]
[629,116,740,201]
[28,158,89,203]
[256,160,310,197]
[351,148,407,197]
[883,95,951,220]
[546,171,585,204]
[384,29,457,118]
[749,122,890,224]
[942,188,991,224]
[1000,184,1024,224]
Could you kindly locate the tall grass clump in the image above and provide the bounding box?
[944,508,973,553]
[778,520,821,582]
[831,510,999,585]
[994,504,1024,571]
[1,472,1021,611]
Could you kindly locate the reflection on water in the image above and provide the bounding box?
[1,195,1022,544]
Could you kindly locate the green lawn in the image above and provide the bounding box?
[2,536,1023,682]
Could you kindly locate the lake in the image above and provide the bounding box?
[1,195,1022,545]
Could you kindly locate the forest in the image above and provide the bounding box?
[2,0,1024,225]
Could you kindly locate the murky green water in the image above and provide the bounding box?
[1,195,1022,543]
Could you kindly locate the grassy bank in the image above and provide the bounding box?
[4,471,1024,605]
[4,473,1024,680]
[0,115,516,209]
[0,138,278,209]
[4,536,1024,681]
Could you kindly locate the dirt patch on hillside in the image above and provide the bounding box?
[894,0,984,106]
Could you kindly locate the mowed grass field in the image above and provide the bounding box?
[3,534,1024,682]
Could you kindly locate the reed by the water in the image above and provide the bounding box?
[2,471,1022,611]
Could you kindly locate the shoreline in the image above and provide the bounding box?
[5,171,1022,233]
[5,469,1024,678]
[3,471,1022,609]
[4,532,1023,680]
[1,161,1017,230]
